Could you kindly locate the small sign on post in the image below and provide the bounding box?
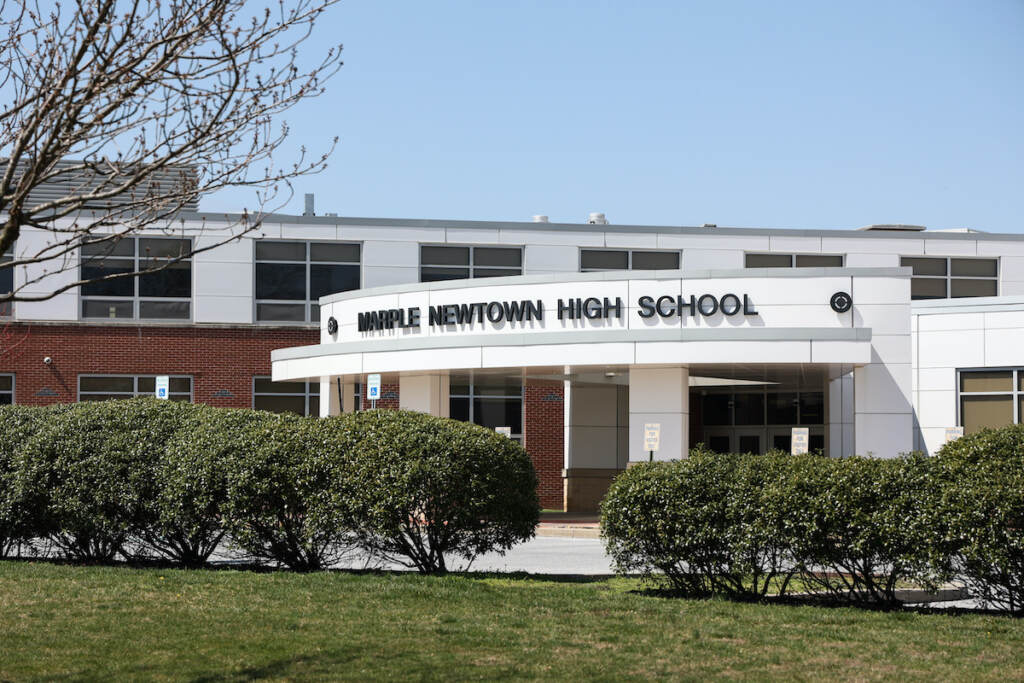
[155,375,170,400]
[791,427,809,455]
[643,423,661,462]
[945,426,964,443]
[366,373,381,408]
[495,426,512,437]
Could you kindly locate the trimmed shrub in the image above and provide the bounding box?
[765,454,942,605]
[18,399,191,562]
[222,412,358,571]
[935,425,1024,614]
[140,404,238,567]
[601,454,794,599]
[0,405,52,556]
[343,410,540,574]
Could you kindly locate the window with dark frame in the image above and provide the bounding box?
[77,375,192,402]
[901,257,998,300]
[80,237,192,320]
[252,377,320,416]
[419,245,523,282]
[958,369,1022,435]
[744,253,845,268]
[448,376,523,442]
[700,388,826,454]
[255,241,361,323]
[0,374,13,405]
[0,243,12,317]
[579,249,680,272]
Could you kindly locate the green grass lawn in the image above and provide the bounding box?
[2,561,1023,681]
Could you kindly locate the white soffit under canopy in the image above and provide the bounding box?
[271,268,910,382]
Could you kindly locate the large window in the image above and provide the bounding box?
[745,253,844,268]
[80,238,192,320]
[449,376,523,441]
[700,388,825,454]
[420,245,523,282]
[253,377,320,416]
[901,257,998,300]
[580,249,680,272]
[0,374,13,405]
[958,369,1023,435]
[256,241,360,323]
[0,243,12,317]
[78,375,193,402]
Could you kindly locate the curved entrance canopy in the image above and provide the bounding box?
[272,267,912,509]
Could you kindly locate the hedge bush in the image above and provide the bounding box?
[221,411,359,571]
[603,450,955,606]
[0,405,53,556]
[342,410,540,574]
[764,454,943,605]
[601,452,793,598]
[935,425,1024,614]
[141,404,241,567]
[18,399,193,561]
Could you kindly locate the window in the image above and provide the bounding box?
[78,375,193,402]
[256,241,360,322]
[0,374,13,405]
[580,249,680,272]
[958,369,1022,435]
[0,243,12,317]
[702,390,824,427]
[901,257,998,300]
[80,238,191,320]
[420,245,523,282]
[745,253,844,268]
[449,376,523,442]
[253,377,320,416]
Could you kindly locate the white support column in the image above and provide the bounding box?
[628,367,689,463]
[319,376,341,417]
[399,374,450,417]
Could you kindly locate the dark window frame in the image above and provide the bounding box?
[449,378,524,442]
[419,244,524,282]
[0,373,13,405]
[579,248,681,272]
[254,239,362,323]
[79,237,193,321]
[957,367,1022,434]
[252,376,321,416]
[77,374,193,402]
[901,256,999,300]
[744,253,845,268]
[0,243,13,318]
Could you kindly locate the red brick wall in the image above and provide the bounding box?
[0,322,318,407]
[524,379,565,511]
[1,322,563,508]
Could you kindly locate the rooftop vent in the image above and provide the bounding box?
[532,215,549,223]
[587,212,608,225]
[857,224,926,232]
[303,193,315,217]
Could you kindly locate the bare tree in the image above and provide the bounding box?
[0,0,342,305]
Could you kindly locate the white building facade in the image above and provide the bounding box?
[4,212,1023,510]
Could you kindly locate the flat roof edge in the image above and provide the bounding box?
[172,210,1024,241]
[319,267,910,305]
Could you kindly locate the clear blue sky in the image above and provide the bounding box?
[205,0,1024,233]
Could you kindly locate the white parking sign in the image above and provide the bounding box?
[155,375,170,400]
[366,374,381,402]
